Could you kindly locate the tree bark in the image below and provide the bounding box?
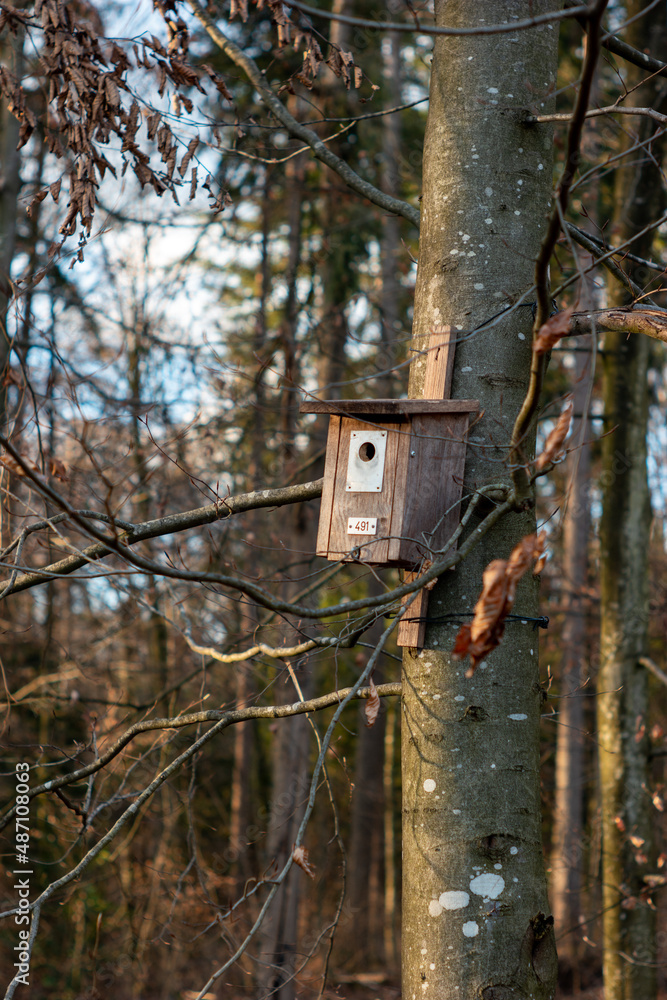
[549,343,592,983]
[402,4,560,998]
[597,5,666,997]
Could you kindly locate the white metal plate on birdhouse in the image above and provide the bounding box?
[345,430,387,492]
[347,517,378,535]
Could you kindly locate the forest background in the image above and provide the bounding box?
[0,1,666,999]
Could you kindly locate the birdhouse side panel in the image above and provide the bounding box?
[327,418,404,563]
[396,412,470,565]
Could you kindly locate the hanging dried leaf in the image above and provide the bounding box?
[652,790,665,812]
[629,834,645,849]
[453,533,548,676]
[48,456,69,481]
[535,400,573,471]
[292,845,315,879]
[533,307,574,355]
[364,676,380,728]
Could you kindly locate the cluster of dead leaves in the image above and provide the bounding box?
[452,532,547,677]
[0,0,234,246]
[236,0,370,93]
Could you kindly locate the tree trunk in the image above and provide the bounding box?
[597,6,666,997]
[401,4,560,998]
[549,344,592,984]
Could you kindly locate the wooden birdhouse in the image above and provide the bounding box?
[299,397,479,569]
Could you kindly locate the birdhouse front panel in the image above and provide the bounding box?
[303,400,479,569]
[317,416,407,564]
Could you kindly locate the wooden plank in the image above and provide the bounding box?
[316,416,341,557]
[397,413,470,565]
[326,419,403,563]
[387,422,411,564]
[423,325,456,400]
[397,572,428,648]
[300,398,479,416]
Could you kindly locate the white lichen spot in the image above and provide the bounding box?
[457,763,462,769]
[430,964,435,971]
[518,147,524,153]
[509,713,528,721]
[518,332,526,341]
[462,234,470,242]
[467,251,476,257]
[491,764,496,769]
[470,873,505,899]
[462,921,479,937]
[474,283,485,290]
[514,210,521,216]
[494,863,503,870]
[421,948,428,956]
[424,778,437,793]
[438,890,470,910]
[506,93,514,98]
[485,218,493,225]
[455,695,465,701]
[461,366,473,373]
[513,877,519,882]
[510,847,518,855]
[530,648,534,655]
[472,154,479,159]
[428,898,443,917]
[450,249,459,255]
[485,187,493,197]
[517,179,523,186]
[487,87,499,94]
[537,163,544,171]
[433,693,441,700]
[453,809,461,815]
[456,324,463,330]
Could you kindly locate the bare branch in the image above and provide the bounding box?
[529,105,667,126]
[0,474,324,596]
[0,682,402,828]
[184,0,420,229]
[280,1,593,36]
[569,307,667,343]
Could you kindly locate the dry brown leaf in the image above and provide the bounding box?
[653,790,664,813]
[535,400,573,471]
[453,533,548,676]
[48,456,68,481]
[614,815,626,833]
[292,845,315,879]
[533,307,574,355]
[364,676,380,728]
[629,834,645,849]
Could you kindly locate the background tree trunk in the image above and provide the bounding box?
[550,343,592,985]
[401,4,560,998]
[597,5,667,997]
